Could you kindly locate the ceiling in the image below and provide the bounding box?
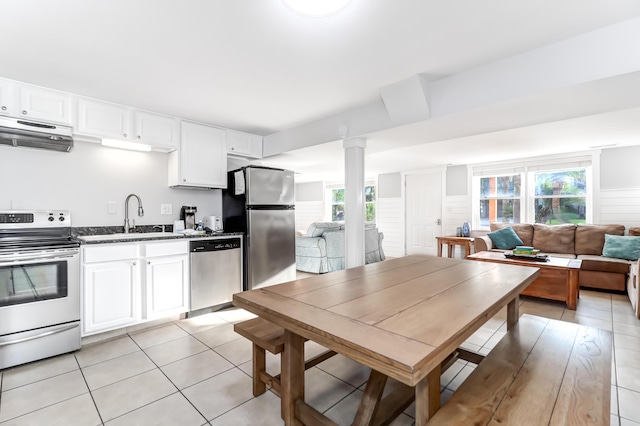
[2,1,640,182]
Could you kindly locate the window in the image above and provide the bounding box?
[327,184,376,222]
[533,169,586,224]
[473,158,591,229]
[331,188,345,221]
[478,174,523,226]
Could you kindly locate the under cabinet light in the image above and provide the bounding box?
[282,0,351,16]
[102,139,152,152]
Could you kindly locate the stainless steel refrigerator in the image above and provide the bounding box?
[222,166,296,291]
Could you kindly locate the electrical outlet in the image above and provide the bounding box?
[107,202,117,214]
[160,204,172,215]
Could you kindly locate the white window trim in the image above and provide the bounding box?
[324,180,377,222]
[473,173,524,228]
[471,153,595,229]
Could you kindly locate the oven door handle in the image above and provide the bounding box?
[0,322,79,347]
[0,251,79,264]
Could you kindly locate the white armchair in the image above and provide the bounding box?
[295,222,385,274]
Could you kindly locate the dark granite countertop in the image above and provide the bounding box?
[72,226,243,245]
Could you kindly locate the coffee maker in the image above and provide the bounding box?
[180,205,197,230]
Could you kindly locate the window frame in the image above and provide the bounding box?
[325,181,377,222]
[527,166,591,226]
[475,173,524,228]
[472,157,592,230]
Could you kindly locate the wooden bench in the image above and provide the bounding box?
[234,317,337,396]
[428,314,612,425]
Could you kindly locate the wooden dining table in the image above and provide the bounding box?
[233,255,540,425]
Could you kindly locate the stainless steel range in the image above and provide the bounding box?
[0,210,80,369]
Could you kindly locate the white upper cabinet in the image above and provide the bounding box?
[226,129,262,158]
[168,121,227,188]
[0,81,14,116]
[76,98,179,151]
[76,98,131,139]
[134,110,179,150]
[0,80,72,124]
[18,86,73,125]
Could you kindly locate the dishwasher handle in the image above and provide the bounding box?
[190,238,241,252]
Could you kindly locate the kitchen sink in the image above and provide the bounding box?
[77,232,183,242]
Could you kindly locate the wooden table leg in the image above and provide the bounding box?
[447,245,454,258]
[353,370,387,425]
[507,295,519,331]
[437,241,443,257]
[282,330,305,426]
[414,364,441,425]
[566,269,579,310]
[464,242,472,258]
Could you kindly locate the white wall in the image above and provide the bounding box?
[443,195,472,236]
[376,197,404,258]
[0,142,220,227]
[600,189,640,229]
[294,201,325,234]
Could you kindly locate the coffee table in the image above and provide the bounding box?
[466,251,581,309]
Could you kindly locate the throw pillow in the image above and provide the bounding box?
[487,226,524,250]
[602,234,640,261]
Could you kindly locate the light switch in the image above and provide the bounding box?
[161,204,172,215]
[107,202,117,214]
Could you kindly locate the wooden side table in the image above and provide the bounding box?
[436,236,475,258]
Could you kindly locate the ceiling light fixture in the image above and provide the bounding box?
[102,139,152,152]
[282,0,351,17]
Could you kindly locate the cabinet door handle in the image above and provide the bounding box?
[1,106,6,111]
[21,110,27,115]
[123,133,128,138]
[147,261,151,265]
[132,262,136,265]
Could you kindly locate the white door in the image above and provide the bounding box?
[405,172,442,255]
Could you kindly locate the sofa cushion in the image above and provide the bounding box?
[306,222,342,237]
[574,224,625,255]
[532,224,576,253]
[487,227,523,250]
[489,223,534,247]
[602,234,640,261]
[578,255,632,274]
[629,227,640,236]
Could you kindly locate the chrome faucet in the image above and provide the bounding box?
[124,193,144,233]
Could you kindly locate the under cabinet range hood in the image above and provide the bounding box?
[0,116,73,152]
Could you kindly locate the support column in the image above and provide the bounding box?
[344,137,366,269]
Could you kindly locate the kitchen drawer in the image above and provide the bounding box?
[144,240,188,257]
[83,243,138,263]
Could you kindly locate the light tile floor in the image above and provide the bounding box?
[1,284,639,425]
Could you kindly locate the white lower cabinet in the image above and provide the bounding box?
[83,260,140,335]
[144,252,189,320]
[82,240,189,336]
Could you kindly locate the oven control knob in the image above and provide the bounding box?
[48,216,55,222]
[58,216,65,222]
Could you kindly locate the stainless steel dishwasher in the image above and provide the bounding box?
[189,237,243,312]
